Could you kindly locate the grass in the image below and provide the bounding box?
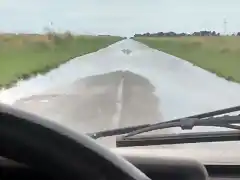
[0,33,123,88]
[134,36,240,83]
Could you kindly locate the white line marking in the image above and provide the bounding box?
[112,76,124,128]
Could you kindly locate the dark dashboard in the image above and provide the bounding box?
[1,156,240,180]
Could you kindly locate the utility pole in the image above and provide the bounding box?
[224,18,227,35]
[47,21,53,33]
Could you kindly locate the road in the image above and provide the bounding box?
[1,39,240,147]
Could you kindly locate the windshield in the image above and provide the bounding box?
[0,0,240,148]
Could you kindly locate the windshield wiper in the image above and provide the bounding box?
[87,105,240,140]
[123,114,240,138]
[87,124,150,139]
[116,114,240,147]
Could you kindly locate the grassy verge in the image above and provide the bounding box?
[134,36,240,83]
[0,33,123,88]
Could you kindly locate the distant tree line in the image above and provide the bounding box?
[134,31,240,37]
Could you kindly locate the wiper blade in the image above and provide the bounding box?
[116,114,240,147]
[123,114,240,138]
[116,130,240,147]
[87,105,240,139]
[87,124,150,139]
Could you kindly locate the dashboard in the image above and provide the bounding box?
[1,156,240,180]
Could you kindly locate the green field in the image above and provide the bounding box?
[134,36,240,83]
[0,33,123,88]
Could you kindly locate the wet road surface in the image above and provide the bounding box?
[13,71,161,131]
[12,70,162,146]
[1,39,240,147]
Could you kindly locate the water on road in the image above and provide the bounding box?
[1,39,240,147]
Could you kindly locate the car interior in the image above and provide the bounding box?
[1,103,240,180]
[2,151,240,180]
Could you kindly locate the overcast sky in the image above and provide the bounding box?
[1,0,240,36]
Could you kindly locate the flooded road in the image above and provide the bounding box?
[12,71,161,133]
[1,39,240,147]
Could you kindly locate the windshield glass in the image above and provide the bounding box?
[0,0,240,148]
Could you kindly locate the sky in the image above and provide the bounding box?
[1,0,240,36]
